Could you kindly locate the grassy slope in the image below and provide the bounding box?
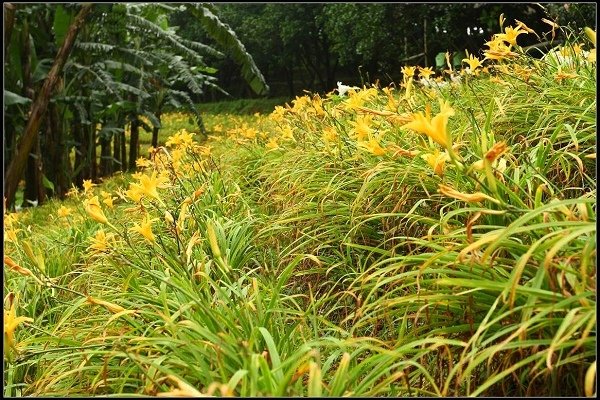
[4,28,596,397]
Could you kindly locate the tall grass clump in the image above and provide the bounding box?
[4,19,596,397]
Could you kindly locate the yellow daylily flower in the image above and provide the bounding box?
[82,179,95,195]
[359,138,386,156]
[136,170,169,203]
[88,229,114,255]
[402,98,455,148]
[401,65,416,82]
[496,25,528,46]
[349,115,374,141]
[57,205,72,218]
[130,214,157,244]
[322,127,339,144]
[462,50,483,73]
[421,149,450,176]
[265,138,279,150]
[83,196,108,225]
[4,294,34,352]
[418,66,435,80]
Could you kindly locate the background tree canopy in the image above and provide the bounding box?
[169,2,597,99]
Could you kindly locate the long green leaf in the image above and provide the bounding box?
[187,4,269,96]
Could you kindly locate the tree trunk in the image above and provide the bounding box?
[151,112,161,148]
[128,117,139,171]
[73,119,88,186]
[113,127,121,171]
[4,3,93,209]
[120,127,127,172]
[286,67,295,97]
[21,19,45,207]
[46,102,69,198]
[89,122,97,181]
[99,130,112,177]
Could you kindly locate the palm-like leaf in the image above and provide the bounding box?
[187,3,270,96]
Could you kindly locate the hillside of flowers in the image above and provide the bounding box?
[4,21,596,397]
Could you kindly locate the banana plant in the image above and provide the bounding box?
[4,2,270,209]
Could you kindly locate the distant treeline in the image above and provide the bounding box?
[170,3,596,99]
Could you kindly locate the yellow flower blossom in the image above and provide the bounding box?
[88,229,115,254]
[271,106,287,122]
[322,127,339,144]
[82,179,95,195]
[265,138,279,150]
[166,129,195,148]
[278,125,295,141]
[124,185,144,203]
[359,138,386,156]
[136,170,169,202]
[349,115,374,141]
[311,95,326,117]
[102,195,115,209]
[4,294,33,352]
[421,149,450,176]
[83,196,108,224]
[130,214,157,244]
[402,98,455,148]
[418,66,435,80]
[484,37,518,61]
[462,50,483,73]
[344,91,366,111]
[136,157,153,168]
[57,205,72,218]
[496,25,528,46]
[401,65,416,82]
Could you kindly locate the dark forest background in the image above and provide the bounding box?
[170,3,597,99]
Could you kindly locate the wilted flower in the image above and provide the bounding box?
[86,296,127,314]
[438,184,501,204]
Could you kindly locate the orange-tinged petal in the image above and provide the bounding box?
[438,184,501,204]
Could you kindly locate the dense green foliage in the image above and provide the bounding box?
[4,3,267,209]
[170,3,597,97]
[4,20,596,397]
